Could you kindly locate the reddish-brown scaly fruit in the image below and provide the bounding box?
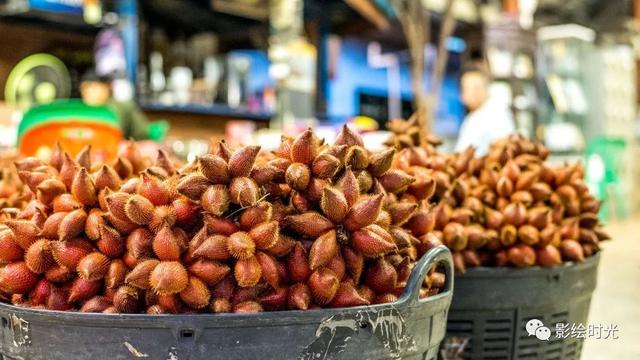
[45,265,73,283]
[465,224,488,249]
[105,259,127,289]
[288,243,311,282]
[210,298,232,313]
[153,225,182,261]
[200,185,229,216]
[84,209,104,241]
[518,225,540,245]
[227,232,255,260]
[319,187,348,224]
[150,261,189,295]
[0,229,24,262]
[172,197,200,227]
[147,205,176,233]
[507,244,536,268]
[68,277,101,303]
[97,225,125,259]
[53,193,82,213]
[503,202,526,226]
[47,286,71,310]
[228,145,260,177]
[290,129,319,165]
[30,278,51,306]
[57,208,87,241]
[536,245,562,267]
[309,268,339,305]
[462,250,481,267]
[375,293,398,304]
[378,169,414,194]
[138,172,171,206]
[124,194,155,225]
[560,240,584,262]
[93,165,121,191]
[234,256,262,288]
[404,209,435,237]
[193,235,231,261]
[126,228,154,260]
[329,282,369,308]
[77,252,110,281]
[233,300,263,313]
[511,190,533,207]
[176,173,210,201]
[204,214,239,236]
[71,168,97,206]
[285,212,334,238]
[259,287,288,311]
[500,224,518,247]
[50,238,92,269]
[351,225,396,258]
[24,239,55,274]
[199,154,230,184]
[365,258,398,293]
[255,251,280,289]
[288,283,312,310]
[443,222,467,251]
[157,294,182,313]
[239,203,272,230]
[113,285,140,313]
[308,230,338,270]
[344,194,384,231]
[126,259,160,289]
[325,253,346,281]
[229,177,260,207]
[312,153,342,179]
[341,246,364,283]
[180,276,211,309]
[267,234,295,258]
[5,220,39,250]
[285,162,311,191]
[388,202,418,227]
[80,296,112,312]
[36,178,66,205]
[248,221,279,250]
[59,153,79,189]
[188,260,230,286]
[0,261,38,294]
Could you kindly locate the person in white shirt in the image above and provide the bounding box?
[454,68,515,155]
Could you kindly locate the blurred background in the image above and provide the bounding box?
[0,0,638,222]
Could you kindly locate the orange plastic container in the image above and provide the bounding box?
[17,100,121,161]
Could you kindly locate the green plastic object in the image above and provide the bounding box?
[148,120,169,142]
[5,53,71,111]
[18,99,119,143]
[584,136,627,220]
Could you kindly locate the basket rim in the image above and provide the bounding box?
[0,246,455,325]
[0,291,452,327]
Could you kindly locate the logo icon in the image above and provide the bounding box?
[526,319,551,341]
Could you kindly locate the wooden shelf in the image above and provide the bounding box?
[140,102,272,122]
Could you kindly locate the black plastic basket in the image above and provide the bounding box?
[443,253,600,360]
[0,246,453,360]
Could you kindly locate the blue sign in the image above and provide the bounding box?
[29,0,83,14]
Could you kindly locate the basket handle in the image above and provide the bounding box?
[397,245,454,306]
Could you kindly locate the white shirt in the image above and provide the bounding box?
[454,98,515,156]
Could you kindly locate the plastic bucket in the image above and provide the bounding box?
[443,253,600,360]
[0,246,453,360]
[17,100,121,160]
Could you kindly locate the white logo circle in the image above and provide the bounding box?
[526,319,544,336]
